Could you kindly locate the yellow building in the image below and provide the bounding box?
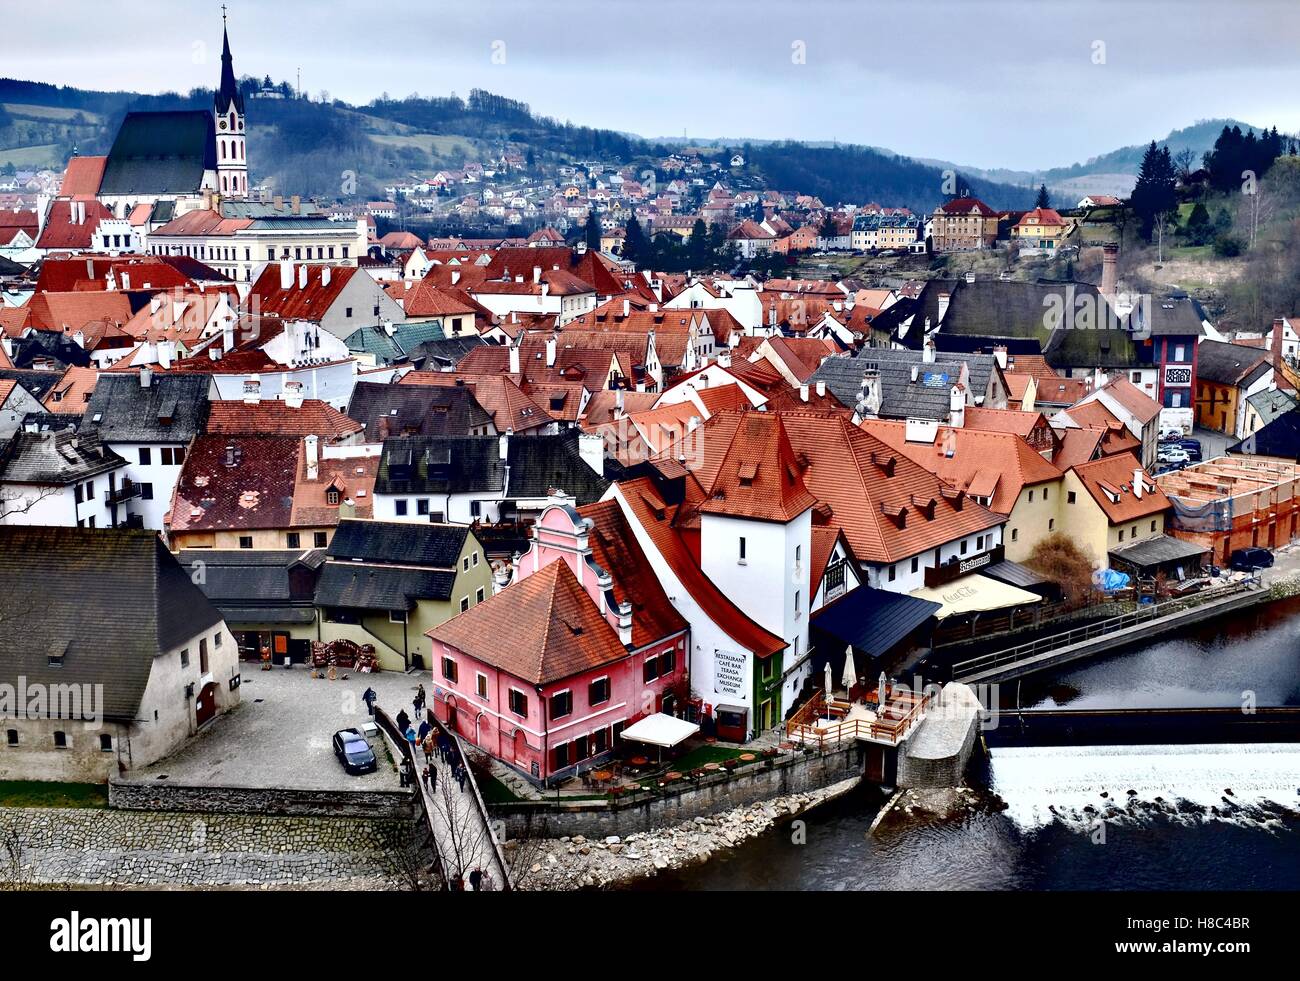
[1061,455,1170,567]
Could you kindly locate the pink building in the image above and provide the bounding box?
[427,500,689,786]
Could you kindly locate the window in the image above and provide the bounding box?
[550,691,572,720]
[476,673,489,700]
[960,539,968,555]
[589,677,610,705]
[738,536,746,562]
[470,500,482,518]
[239,536,253,549]
[345,307,353,318]
[658,649,675,676]
[1011,528,1019,541]
[214,632,222,648]
[508,689,528,717]
[199,638,209,674]
[1119,529,1125,541]
[138,447,152,465]
[395,499,409,516]
[643,656,660,683]
[5,729,16,746]
[888,565,896,582]
[1028,490,1034,502]
[1043,487,1049,500]
[462,556,470,572]
[180,647,190,668]
[794,590,801,617]
[1067,491,1076,504]
[161,447,185,466]
[314,532,328,548]
[910,556,919,574]
[100,733,113,752]
[53,731,67,749]
[476,587,485,603]
[1049,518,1055,530]
[389,609,407,624]
[417,499,429,516]
[327,489,341,506]
[286,532,301,549]
[139,482,154,500]
[441,656,458,683]
[1151,520,1158,532]
[552,743,570,770]
[460,597,470,613]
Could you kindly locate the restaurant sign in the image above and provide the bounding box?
[713,649,747,699]
[924,544,1005,588]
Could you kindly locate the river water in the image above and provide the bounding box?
[656,598,1300,890]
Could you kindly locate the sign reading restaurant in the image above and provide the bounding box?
[713,649,747,698]
[923,544,1005,588]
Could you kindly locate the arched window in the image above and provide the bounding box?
[220,140,226,159]
[222,175,228,191]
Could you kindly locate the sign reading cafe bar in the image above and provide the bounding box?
[923,544,1005,588]
[714,649,747,698]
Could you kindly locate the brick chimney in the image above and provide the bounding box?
[1101,242,1119,297]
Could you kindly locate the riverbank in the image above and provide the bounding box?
[513,775,863,890]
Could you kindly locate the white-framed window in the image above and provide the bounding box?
[389,609,407,624]
[475,672,489,700]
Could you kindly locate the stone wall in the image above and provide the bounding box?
[897,684,981,789]
[109,779,414,820]
[492,744,862,840]
[0,806,409,888]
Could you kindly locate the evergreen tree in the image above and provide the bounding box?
[1035,183,1051,209]
[623,215,647,267]
[1130,141,1177,241]
[583,211,601,252]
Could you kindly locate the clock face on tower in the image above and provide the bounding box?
[219,120,228,130]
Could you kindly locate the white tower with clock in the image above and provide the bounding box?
[213,9,248,199]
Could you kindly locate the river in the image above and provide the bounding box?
[655,597,1300,890]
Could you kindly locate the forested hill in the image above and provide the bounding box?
[0,77,1032,209]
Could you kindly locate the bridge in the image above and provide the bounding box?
[951,577,1264,685]
[983,705,1300,748]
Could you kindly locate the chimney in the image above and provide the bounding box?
[800,384,809,402]
[297,264,308,289]
[616,600,633,647]
[615,388,625,417]
[158,339,175,369]
[451,269,461,285]
[532,265,542,284]
[937,291,951,322]
[291,194,301,215]
[508,337,521,374]
[923,337,936,364]
[949,384,965,428]
[499,429,511,460]
[992,344,1008,369]
[279,261,294,290]
[1133,467,1144,500]
[768,302,777,328]
[716,350,731,368]
[285,385,305,409]
[1101,242,1119,297]
[243,375,261,405]
[321,265,331,287]
[305,434,319,480]
[857,370,882,418]
[222,320,235,354]
[545,333,557,367]
[225,443,237,467]
[1272,317,1284,355]
[816,380,826,398]
[273,195,284,212]
[622,298,630,317]
[910,363,919,383]
[139,366,152,389]
[687,415,701,433]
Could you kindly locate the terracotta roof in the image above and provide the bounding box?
[1071,455,1169,524]
[205,400,364,441]
[248,264,358,321]
[35,256,195,294]
[962,406,1048,437]
[696,411,818,523]
[289,445,378,526]
[429,559,629,685]
[1053,426,1104,470]
[809,524,854,600]
[35,199,115,250]
[397,371,551,433]
[169,435,301,533]
[580,498,690,649]
[150,208,254,237]
[59,156,107,198]
[1004,372,1035,402]
[1062,401,1141,457]
[577,389,657,428]
[938,197,996,216]
[862,420,1061,515]
[42,365,99,414]
[24,291,133,333]
[613,478,785,656]
[1095,375,1162,424]
[385,280,479,318]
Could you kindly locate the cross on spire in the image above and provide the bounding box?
[221,4,227,24]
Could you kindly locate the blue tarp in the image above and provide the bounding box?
[1093,568,1131,592]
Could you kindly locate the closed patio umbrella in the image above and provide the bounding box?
[824,661,833,720]
[842,645,857,697]
[878,671,888,708]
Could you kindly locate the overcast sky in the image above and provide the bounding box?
[10,0,1300,171]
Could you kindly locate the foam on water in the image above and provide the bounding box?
[988,743,1300,830]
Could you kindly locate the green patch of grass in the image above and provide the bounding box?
[0,781,108,808]
[474,770,521,804]
[0,144,60,168]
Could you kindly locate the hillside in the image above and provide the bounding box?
[0,77,1033,210]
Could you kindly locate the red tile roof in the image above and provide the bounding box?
[205,400,364,441]
[1071,455,1169,524]
[248,264,359,321]
[59,156,107,198]
[697,411,818,523]
[430,559,630,685]
[34,199,115,250]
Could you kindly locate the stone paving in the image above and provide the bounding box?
[133,666,424,791]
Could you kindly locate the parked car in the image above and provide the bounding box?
[1229,547,1274,572]
[1157,446,1190,465]
[332,728,377,775]
[1159,426,1185,442]
[1177,438,1203,461]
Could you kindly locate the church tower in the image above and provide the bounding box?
[213,10,248,199]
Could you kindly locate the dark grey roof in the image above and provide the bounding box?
[0,430,125,485]
[983,559,1049,590]
[99,110,217,196]
[327,518,468,567]
[176,548,323,625]
[315,561,456,611]
[1195,340,1272,387]
[408,336,488,371]
[10,331,91,370]
[810,350,963,422]
[1133,295,1208,338]
[1109,534,1209,568]
[506,432,609,501]
[347,381,493,439]
[0,527,222,720]
[83,372,210,444]
[0,368,61,399]
[1232,408,1300,458]
[810,585,940,659]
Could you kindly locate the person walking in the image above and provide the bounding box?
[428,761,437,794]
[395,708,410,733]
[421,764,431,789]
[422,733,434,763]
[404,725,418,760]
[362,687,377,717]
[415,683,427,712]
[399,758,410,787]
[417,718,431,744]
[468,868,482,891]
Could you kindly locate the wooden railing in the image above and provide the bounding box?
[785,685,931,749]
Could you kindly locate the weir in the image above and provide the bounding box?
[984,706,1300,748]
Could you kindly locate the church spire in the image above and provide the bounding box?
[214,8,244,116]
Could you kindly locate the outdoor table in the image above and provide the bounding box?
[591,769,613,784]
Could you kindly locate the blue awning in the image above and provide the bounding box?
[811,586,941,659]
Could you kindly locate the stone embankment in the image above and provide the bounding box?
[514,776,860,890]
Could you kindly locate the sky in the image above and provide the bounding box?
[8,0,1300,172]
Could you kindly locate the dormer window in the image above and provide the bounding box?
[326,489,341,506]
